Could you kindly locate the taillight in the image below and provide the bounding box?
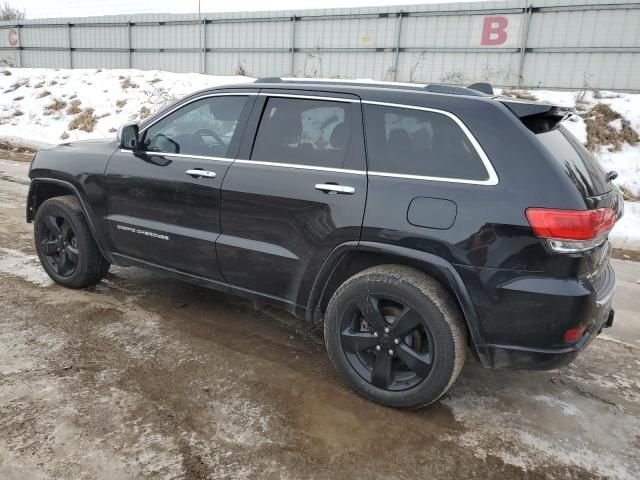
[563,325,587,343]
[525,207,616,253]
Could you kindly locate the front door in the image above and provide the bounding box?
[104,92,255,280]
[218,91,367,307]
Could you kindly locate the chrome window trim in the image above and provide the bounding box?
[258,92,358,103]
[234,159,366,175]
[119,149,234,162]
[362,100,499,186]
[139,92,257,134]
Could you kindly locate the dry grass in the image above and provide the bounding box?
[68,108,97,133]
[60,131,70,140]
[13,110,23,117]
[138,106,151,120]
[12,96,23,101]
[582,103,639,152]
[4,79,27,93]
[502,88,538,101]
[66,99,82,115]
[121,77,138,89]
[45,98,66,112]
[48,80,58,86]
[37,90,52,98]
[149,78,162,84]
[234,63,248,76]
[115,99,127,108]
[619,184,640,202]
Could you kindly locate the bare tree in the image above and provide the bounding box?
[1,2,25,21]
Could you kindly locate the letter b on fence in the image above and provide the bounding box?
[481,16,508,46]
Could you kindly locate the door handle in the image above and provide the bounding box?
[315,183,355,195]
[186,169,216,178]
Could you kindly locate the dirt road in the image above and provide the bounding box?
[1,159,639,479]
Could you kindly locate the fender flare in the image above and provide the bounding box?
[28,177,115,264]
[306,240,490,366]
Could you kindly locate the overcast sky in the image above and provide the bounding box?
[18,0,490,19]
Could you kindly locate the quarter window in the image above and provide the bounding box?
[251,97,352,168]
[363,104,489,181]
[142,95,248,158]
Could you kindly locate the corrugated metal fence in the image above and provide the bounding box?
[1,0,639,90]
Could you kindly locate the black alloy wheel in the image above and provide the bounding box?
[33,195,110,288]
[37,214,80,277]
[340,294,434,391]
[324,265,466,409]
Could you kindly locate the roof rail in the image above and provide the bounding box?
[255,77,282,83]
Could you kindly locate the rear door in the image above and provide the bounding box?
[104,91,256,280]
[217,90,367,306]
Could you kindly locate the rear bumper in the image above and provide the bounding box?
[457,262,616,370]
[485,308,614,370]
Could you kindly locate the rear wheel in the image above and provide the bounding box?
[324,265,466,409]
[34,195,110,288]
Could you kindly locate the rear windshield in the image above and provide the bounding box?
[536,125,611,197]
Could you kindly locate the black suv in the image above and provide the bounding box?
[27,79,622,409]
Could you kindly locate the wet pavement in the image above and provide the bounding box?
[1,159,639,479]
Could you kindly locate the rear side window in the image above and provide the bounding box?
[363,104,489,181]
[251,97,352,168]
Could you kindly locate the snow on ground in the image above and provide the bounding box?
[0,68,250,145]
[0,68,638,249]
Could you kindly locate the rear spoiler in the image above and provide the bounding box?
[500,99,574,133]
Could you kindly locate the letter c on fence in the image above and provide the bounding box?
[481,17,508,46]
[8,28,18,47]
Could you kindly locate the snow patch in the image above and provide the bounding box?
[0,68,252,146]
[608,118,623,132]
[532,395,579,416]
[0,247,53,287]
[610,201,640,250]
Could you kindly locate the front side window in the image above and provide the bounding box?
[251,97,352,168]
[142,95,248,158]
[363,104,489,181]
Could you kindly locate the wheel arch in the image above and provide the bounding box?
[27,178,114,263]
[307,241,490,367]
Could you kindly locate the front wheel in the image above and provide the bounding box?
[34,195,110,288]
[324,265,467,409]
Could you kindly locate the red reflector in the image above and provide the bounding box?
[525,208,616,240]
[564,326,587,343]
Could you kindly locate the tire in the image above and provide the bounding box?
[324,265,466,409]
[34,195,110,288]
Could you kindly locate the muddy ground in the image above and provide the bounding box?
[0,158,639,480]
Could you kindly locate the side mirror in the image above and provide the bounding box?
[117,124,140,149]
